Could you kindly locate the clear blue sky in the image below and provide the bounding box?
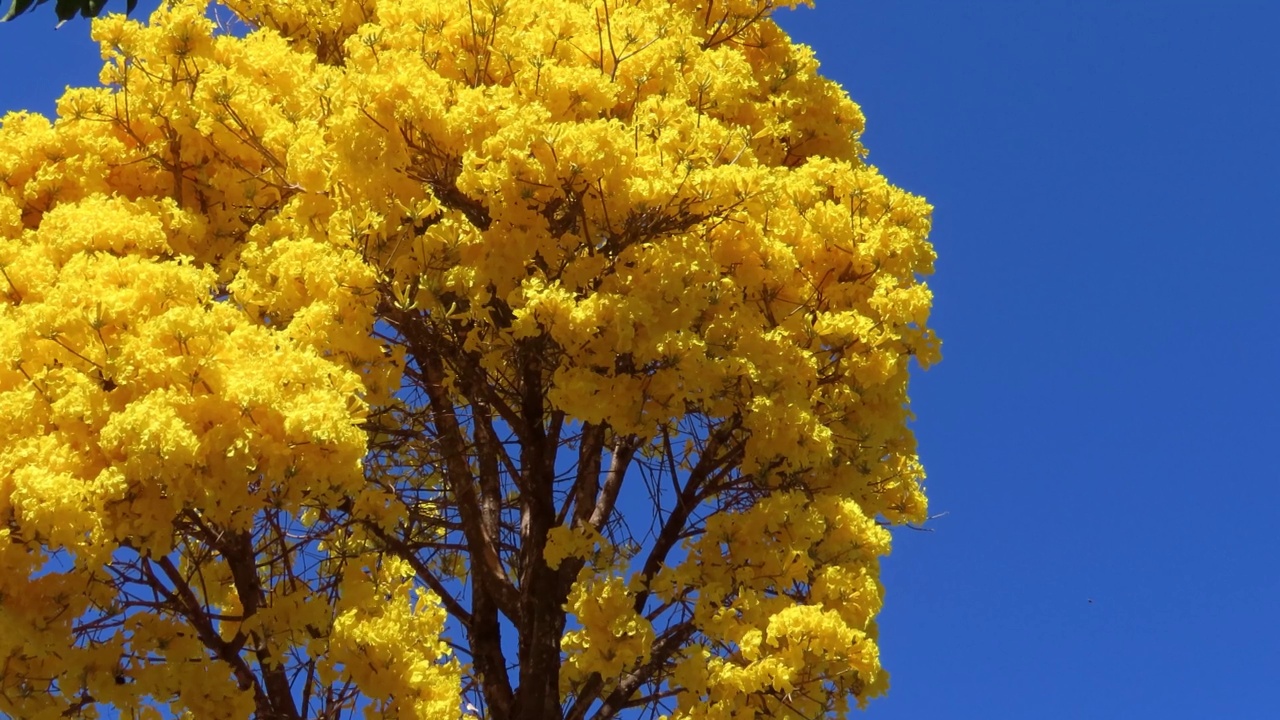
[776,3,1280,719]
[3,2,1278,719]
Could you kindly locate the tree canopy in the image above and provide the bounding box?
[0,1,939,718]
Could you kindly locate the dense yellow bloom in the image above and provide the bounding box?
[0,1,938,718]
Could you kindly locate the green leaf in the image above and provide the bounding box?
[1,0,40,23]
[54,0,83,25]
[2,0,129,24]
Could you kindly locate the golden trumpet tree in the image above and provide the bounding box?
[0,1,939,718]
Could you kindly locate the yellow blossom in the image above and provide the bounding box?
[1,1,936,718]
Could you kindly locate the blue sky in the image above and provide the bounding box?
[776,3,1280,718]
[3,2,1278,719]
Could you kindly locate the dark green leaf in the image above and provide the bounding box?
[1,0,40,23]
[2,0,131,24]
[54,0,82,24]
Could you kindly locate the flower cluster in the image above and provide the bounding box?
[0,1,937,717]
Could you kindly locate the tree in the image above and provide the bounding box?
[0,0,939,718]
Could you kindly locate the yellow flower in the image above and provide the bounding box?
[0,0,935,717]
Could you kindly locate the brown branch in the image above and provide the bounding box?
[566,420,743,720]
[594,621,699,720]
[361,523,472,627]
[187,517,300,720]
[566,620,698,720]
[632,426,745,614]
[471,380,508,575]
[418,347,519,617]
[512,337,563,720]
[150,557,270,714]
[563,422,606,527]
[588,436,640,531]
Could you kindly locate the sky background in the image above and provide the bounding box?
[2,1,1278,719]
